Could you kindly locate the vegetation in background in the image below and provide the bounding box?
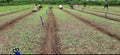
[0,0,120,6]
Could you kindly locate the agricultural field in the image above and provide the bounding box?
[0,4,120,54]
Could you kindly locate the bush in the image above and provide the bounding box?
[0,0,120,6]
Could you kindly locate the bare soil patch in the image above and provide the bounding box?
[42,9,60,54]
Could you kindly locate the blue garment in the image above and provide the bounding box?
[70,6,73,9]
[15,51,20,55]
[70,5,74,9]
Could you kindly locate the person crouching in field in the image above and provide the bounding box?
[32,4,39,12]
[69,4,74,9]
[104,1,108,10]
[58,4,63,9]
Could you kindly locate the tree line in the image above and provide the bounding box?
[0,0,120,6]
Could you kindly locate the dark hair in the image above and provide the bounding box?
[35,4,38,6]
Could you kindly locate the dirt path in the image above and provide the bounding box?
[62,9,120,41]
[42,9,60,54]
[75,9,120,22]
[0,8,29,17]
[86,9,120,16]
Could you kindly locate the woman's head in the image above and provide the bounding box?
[35,4,38,6]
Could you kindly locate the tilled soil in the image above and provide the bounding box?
[42,9,60,54]
[75,9,120,22]
[0,8,29,17]
[62,9,120,41]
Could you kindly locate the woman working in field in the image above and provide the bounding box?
[58,4,63,9]
[32,4,39,12]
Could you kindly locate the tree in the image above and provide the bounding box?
[2,0,13,3]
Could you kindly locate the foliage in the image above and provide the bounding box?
[0,0,120,6]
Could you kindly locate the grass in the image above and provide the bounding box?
[0,6,48,54]
[53,7,120,54]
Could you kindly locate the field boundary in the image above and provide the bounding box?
[62,9,120,41]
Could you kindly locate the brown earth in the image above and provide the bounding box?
[0,8,29,17]
[62,9,120,41]
[42,8,60,54]
[75,9,120,22]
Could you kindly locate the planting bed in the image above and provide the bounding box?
[53,8,120,54]
[0,9,31,27]
[88,5,120,13]
[0,5,31,15]
[75,9,120,22]
[63,9,120,41]
[84,8,120,16]
[65,8,120,37]
[0,6,47,54]
[0,8,29,17]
